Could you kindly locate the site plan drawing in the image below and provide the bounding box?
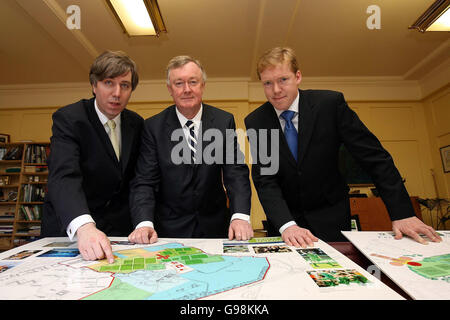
[0,236,403,300]
[342,231,450,300]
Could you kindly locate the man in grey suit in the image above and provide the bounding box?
[42,51,144,263]
[128,55,252,243]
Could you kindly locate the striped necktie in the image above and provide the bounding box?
[185,120,197,163]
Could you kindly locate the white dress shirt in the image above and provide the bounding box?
[66,99,122,240]
[273,91,300,235]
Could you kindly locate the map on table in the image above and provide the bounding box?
[342,231,450,300]
[0,237,403,300]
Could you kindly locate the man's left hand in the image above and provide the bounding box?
[228,219,254,241]
[392,216,442,244]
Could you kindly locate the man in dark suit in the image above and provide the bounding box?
[245,47,441,245]
[128,55,252,243]
[41,51,144,263]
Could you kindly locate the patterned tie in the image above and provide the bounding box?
[185,120,197,163]
[281,110,298,161]
[107,119,120,160]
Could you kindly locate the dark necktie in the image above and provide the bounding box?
[281,110,298,161]
[185,120,197,163]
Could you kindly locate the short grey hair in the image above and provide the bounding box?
[166,55,207,85]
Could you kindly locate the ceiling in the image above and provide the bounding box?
[1,0,449,85]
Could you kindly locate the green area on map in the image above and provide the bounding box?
[408,254,450,279]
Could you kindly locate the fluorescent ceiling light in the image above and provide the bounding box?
[409,0,450,32]
[426,6,450,31]
[106,0,167,36]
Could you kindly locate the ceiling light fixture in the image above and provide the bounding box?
[106,0,167,36]
[409,0,450,32]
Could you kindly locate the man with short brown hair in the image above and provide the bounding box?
[42,50,144,263]
[245,47,441,245]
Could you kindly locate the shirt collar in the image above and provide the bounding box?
[176,103,203,127]
[94,99,121,127]
[274,90,299,119]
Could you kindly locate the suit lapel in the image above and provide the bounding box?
[165,105,182,146]
[297,90,317,166]
[85,99,119,165]
[165,105,194,166]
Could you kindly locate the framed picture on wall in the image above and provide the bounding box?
[440,145,450,173]
[0,134,10,143]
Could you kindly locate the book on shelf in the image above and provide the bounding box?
[24,165,48,173]
[0,214,15,220]
[16,225,41,236]
[0,225,13,234]
[0,146,23,161]
[24,144,50,164]
[21,184,47,202]
[20,205,42,221]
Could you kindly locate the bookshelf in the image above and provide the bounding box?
[0,142,49,250]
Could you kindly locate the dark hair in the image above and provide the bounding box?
[89,50,139,90]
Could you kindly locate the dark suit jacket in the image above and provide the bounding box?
[245,89,415,241]
[41,98,143,237]
[130,104,251,238]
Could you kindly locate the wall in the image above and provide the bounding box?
[1,78,449,229]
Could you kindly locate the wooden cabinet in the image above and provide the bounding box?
[0,142,49,250]
[350,196,422,231]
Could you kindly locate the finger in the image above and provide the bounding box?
[228,226,234,240]
[295,235,307,248]
[150,230,158,244]
[423,227,442,243]
[405,229,428,245]
[92,242,106,261]
[128,231,136,243]
[282,234,292,246]
[307,231,319,246]
[392,227,403,240]
[289,235,301,248]
[80,248,90,261]
[304,236,314,247]
[84,246,97,261]
[140,230,150,244]
[244,227,254,241]
[100,239,114,264]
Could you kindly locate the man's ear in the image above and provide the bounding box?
[295,70,302,85]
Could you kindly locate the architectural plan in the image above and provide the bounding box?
[342,231,450,300]
[0,236,404,300]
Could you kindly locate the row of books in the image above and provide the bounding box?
[15,225,41,236]
[0,224,13,234]
[21,184,46,202]
[19,205,42,221]
[24,144,50,164]
[0,146,23,161]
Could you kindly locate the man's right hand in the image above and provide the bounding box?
[128,226,158,244]
[282,225,318,248]
[77,222,115,263]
